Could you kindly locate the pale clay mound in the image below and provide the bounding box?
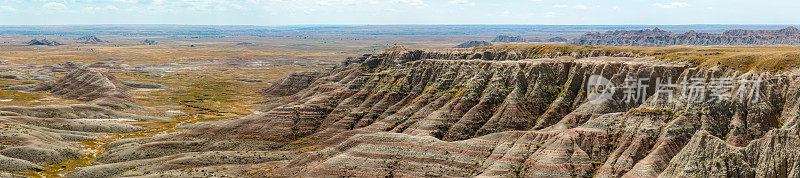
[0,68,163,174]
[3,67,166,121]
[4,66,171,113]
[0,114,145,173]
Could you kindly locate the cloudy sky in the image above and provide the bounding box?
[0,0,797,25]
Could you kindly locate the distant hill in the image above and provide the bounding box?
[140,39,158,45]
[547,37,568,42]
[76,35,108,44]
[236,42,255,46]
[491,35,525,42]
[26,39,63,46]
[454,41,493,48]
[574,27,800,46]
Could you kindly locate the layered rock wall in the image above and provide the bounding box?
[78,48,800,177]
[575,27,800,46]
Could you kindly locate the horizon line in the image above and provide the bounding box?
[1,24,799,27]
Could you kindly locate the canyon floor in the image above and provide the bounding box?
[2,29,800,177]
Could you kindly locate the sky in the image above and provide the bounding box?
[0,0,797,25]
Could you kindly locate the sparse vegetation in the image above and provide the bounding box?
[481,44,800,72]
[1,26,799,178]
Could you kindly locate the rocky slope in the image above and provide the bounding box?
[575,27,800,46]
[455,41,493,48]
[7,67,136,109]
[0,65,168,175]
[4,67,166,121]
[492,35,526,43]
[547,37,568,42]
[0,111,146,174]
[140,39,157,45]
[76,35,108,44]
[68,46,800,177]
[25,39,63,46]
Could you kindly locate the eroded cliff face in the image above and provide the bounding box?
[574,27,800,46]
[74,48,800,177]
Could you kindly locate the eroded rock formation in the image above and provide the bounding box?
[69,47,800,177]
[492,35,526,43]
[0,112,145,174]
[575,27,800,46]
[5,67,166,111]
[455,41,493,48]
[25,39,63,46]
[140,39,157,45]
[76,35,108,44]
[547,37,568,42]
[8,68,129,105]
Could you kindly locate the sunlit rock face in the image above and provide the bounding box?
[75,47,800,177]
[575,27,800,46]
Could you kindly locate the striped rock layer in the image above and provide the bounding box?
[0,112,144,174]
[88,49,800,177]
[9,67,139,109]
[26,68,130,102]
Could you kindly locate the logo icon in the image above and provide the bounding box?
[586,75,615,104]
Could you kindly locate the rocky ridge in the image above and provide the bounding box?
[6,68,135,109]
[25,39,63,46]
[547,37,568,42]
[454,41,493,48]
[0,65,168,175]
[4,67,165,121]
[575,27,800,46]
[76,36,108,44]
[140,39,157,45]
[492,35,526,43]
[0,114,145,174]
[68,47,800,177]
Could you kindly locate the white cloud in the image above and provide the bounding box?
[0,6,17,13]
[84,5,120,12]
[384,8,402,12]
[553,4,586,9]
[111,0,139,3]
[314,0,379,6]
[390,0,427,8]
[43,2,67,10]
[449,0,475,6]
[487,10,512,17]
[304,8,317,14]
[230,4,244,9]
[612,5,619,10]
[653,2,689,8]
[316,1,332,6]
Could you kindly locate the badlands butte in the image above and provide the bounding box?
[5,43,800,177]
